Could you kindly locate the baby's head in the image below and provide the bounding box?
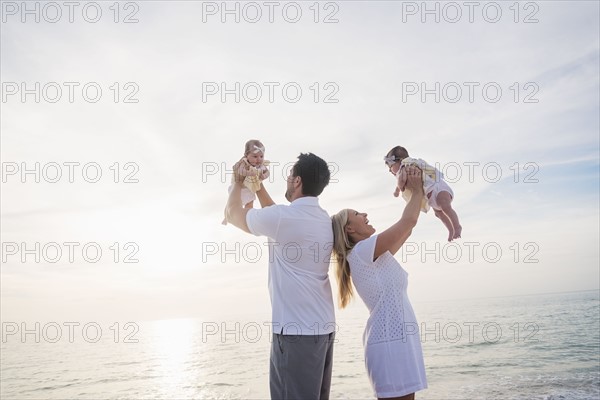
[244,139,265,166]
[384,146,409,174]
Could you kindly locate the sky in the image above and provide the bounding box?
[1,1,599,323]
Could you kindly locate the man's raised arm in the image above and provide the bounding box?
[225,169,251,233]
[256,183,275,208]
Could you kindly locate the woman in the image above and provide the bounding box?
[331,167,427,400]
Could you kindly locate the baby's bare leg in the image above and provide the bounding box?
[434,209,455,242]
[436,191,462,239]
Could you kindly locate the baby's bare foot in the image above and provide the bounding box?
[453,225,462,240]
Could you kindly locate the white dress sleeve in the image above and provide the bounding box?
[351,235,379,265]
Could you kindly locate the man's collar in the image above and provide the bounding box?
[290,196,319,206]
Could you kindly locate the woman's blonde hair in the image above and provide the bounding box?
[331,209,355,309]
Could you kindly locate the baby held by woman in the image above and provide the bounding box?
[384,145,462,241]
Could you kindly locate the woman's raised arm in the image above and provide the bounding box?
[373,167,424,260]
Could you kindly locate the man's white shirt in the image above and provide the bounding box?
[246,197,335,335]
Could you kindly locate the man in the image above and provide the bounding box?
[226,152,335,400]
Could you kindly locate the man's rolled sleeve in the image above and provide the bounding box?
[246,205,281,238]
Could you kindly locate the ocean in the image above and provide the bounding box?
[2,290,599,399]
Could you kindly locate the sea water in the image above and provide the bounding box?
[2,290,598,399]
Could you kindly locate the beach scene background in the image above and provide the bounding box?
[1,1,598,398]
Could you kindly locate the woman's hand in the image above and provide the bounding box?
[403,165,424,194]
[373,165,424,259]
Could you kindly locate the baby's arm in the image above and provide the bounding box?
[394,167,408,197]
[259,165,270,180]
[237,159,257,177]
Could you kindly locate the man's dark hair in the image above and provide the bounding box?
[292,153,331,197]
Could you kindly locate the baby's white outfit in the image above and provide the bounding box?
[222,158,270,225]
[398,157,453,212]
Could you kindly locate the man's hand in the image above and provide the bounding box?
[260,168,270,181]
